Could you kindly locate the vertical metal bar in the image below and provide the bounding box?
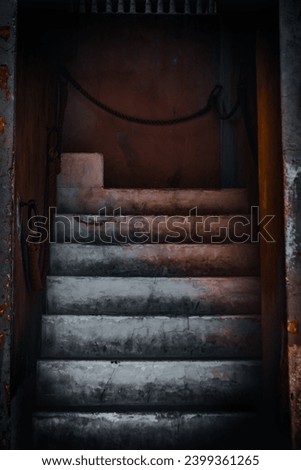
[196,0,202,14]
[208,0,214,14]
[169,0,176,14]
[130,0,136,13]
[184,0,190,14]
[157,0,163,13]
[145,0,152,13]
[117,0,124,13]
[106,0,112,12]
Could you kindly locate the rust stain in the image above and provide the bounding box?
[0,64,9,90]
[288,320,299,334]
[4,273,11,289]
[0,116,5,134]
[0,26,10,41]
[0,302,8,317]
[288,344,301,448]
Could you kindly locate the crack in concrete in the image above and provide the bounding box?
[99,364,119,403]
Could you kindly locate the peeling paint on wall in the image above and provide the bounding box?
[0,65,9,90]
[0,116,6,134]
[284,164,301,264]
[280,0,301,449]
[288,345,301,447]
[0,303,8,317]
[0,26,10,41]
[0,0,16,450]
[287,320,299,334]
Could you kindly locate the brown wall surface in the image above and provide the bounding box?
[12,14,58,448]
[256,24,289,446]
[61,15,221,188]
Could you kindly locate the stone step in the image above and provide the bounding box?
[33,411,259,449]
[57,188,249,215]
[49,244,259,277]
[47,276,260,316]
[53,213,253,244]
[41,314,261,359]
[37,360,261,408]
[57,153,104,188]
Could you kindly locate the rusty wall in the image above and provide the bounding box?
[61,15,222,188]
[0,0,16,450]
[11,12,58,448]
[279,0,301,449]
[256,19,289,446]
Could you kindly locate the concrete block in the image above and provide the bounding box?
[46,276,261,316]
[57,153,104,188]
[57,188,249,214]
[33,411,259,449]
[53,213,253,244]
[49,243,259,277]
[33,411,260,449]
[41,314,261,359]
[37,359,261,408]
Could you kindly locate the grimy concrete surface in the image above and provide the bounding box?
[46,276,261,316]
[57,188,249,214]
[54,213,253,244]
[41,314,261,359]
[37,359,261,408]
[33,411,259,450]
[50,243,259,277]
[57,153,104,188]
[37,132,262,449]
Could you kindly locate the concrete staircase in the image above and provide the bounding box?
[33,153,262,449]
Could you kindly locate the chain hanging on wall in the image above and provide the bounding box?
[60,66,243,125]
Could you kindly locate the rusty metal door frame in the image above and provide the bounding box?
[279,0,301,450]
[0,0,17,450]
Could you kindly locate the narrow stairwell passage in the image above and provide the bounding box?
[33,153,262,449]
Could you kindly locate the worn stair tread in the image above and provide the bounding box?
[33,411,260,450]
[37,359,261,408]
[33,411,260,449]
[53,213,253,244]
[50,243,259,277]
[47,276,261,316]
[57,188,250,215]
[41,314,261,359]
